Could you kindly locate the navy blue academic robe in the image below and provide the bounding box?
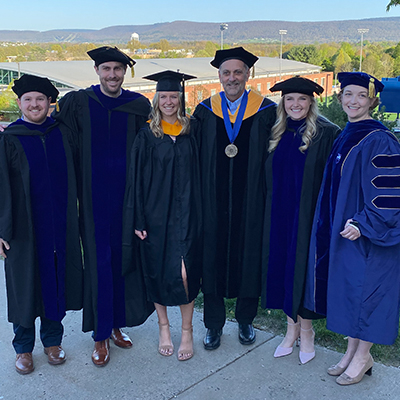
[0,118,83,328]
[304,119,400,345]
[53,85,154,341]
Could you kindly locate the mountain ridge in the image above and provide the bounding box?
[1,18,399,44]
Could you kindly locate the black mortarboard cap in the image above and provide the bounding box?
[338,72,384,97]
[270,76,324,96]
[143,70,197,116]
[210,47,258,69]
[87,46,136,68]
[12,74,59,102]
[143,70,196,92]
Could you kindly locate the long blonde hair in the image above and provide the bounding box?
[149,92,190,138]
[269,95,319,153]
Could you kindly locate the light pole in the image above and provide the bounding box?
[358,28,369,72]
[5,56,20,80]
[279,30,287,80]
[220,23,228,50]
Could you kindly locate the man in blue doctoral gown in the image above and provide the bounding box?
[0,75,83,374]
[52,46,154,367]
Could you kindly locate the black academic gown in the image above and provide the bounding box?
[192,90,276,299]
[261,116,340,321]
[0,118,83,328]
[123,124,202,306]
[53,85,154,341]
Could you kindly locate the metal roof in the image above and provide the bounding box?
[0,57,321,95]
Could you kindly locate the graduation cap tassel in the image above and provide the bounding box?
[368,78,375,98]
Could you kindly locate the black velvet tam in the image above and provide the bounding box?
[210,47,258,69]
[270,76,324,96]
[87,46,135,68]
[12,74,59,102]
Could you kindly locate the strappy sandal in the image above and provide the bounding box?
[158,322,174,357]
[178,326,193,361]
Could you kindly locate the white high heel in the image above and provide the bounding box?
[274,321,300,358]
[299,326,315,364]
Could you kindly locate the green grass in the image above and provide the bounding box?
[195,294,400,367]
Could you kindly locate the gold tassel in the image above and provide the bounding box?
[56,100,60,112]
[319,94,324,102]
[252,66,255,79]
[368,78,375,98]
[131,66,135,78]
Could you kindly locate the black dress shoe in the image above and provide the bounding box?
[203,328,222,350]
[238,324,256,345]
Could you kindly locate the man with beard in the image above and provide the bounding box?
[52,46,154,367]
[193,47,276,350]
[0,74,83,374]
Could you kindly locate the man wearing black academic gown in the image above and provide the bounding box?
[52,46,154,367]
[0,75,83,375]
[193,47,277,349]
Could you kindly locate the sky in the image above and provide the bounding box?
[2,0,400,31]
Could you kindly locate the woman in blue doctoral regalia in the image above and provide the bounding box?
[304,72,400,385]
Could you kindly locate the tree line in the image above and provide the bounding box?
[1,39,400,79]
[1,39,399,129]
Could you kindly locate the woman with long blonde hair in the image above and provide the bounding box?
[125,70,201,361]
[261,76,340,364]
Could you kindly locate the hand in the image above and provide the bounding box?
[135,230,148,240]
[0,124,7,132]
[0,238,10,258]
[340,219,361,241]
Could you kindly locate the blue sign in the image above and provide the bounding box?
[380,77,400,114]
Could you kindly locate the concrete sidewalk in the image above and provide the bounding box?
[1,260,400,400]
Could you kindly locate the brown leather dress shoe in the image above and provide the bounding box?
[92,339,110,367]
[44,345,66,365]
[110,328,133,348]
[15,353,34,375]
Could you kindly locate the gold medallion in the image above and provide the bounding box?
[225,143,238,158]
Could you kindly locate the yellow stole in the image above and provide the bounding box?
[148,119,182,136]
[210,90,264,122]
